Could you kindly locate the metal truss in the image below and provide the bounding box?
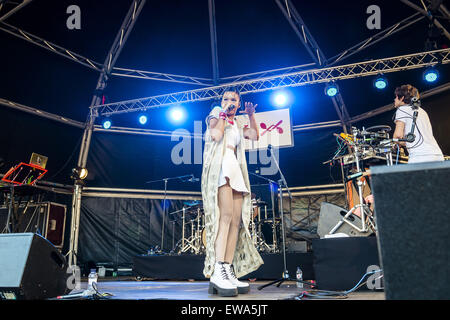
[220,62,316,84]
[0,14,212,86]
[349,81,450,124]
[400,0,450,40]
[91,48,450,117]
[274,0,327,66]
[327,12,425,66]
[0,0,32,22]
[208,0,219,85]
[0,97,84,128]
[110,67,213,86]
[69,0,147,267]
[275,0,351,132]
[0,21,103,71]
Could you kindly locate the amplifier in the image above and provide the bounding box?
[0,202,66,248]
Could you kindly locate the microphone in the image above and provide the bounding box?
[225,104,236,113]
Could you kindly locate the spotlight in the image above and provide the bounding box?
[423,67,439,83]
[138,114,148,125]
[373,76,388,90]
[71,167,88,180]
[102,118,112,129]
[169,106,186,123]
[325,83,338,97]
[274,92,287,107]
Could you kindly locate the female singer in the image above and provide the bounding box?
[201,89,263,297]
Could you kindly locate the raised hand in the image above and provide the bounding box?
[239,102,257,116]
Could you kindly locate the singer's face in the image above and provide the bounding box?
[221,91,240,116]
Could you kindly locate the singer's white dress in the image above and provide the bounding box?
[201,106,263,279]
[218,121,249,194]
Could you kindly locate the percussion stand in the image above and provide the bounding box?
[258,145,293,290]
[249,172,279,252]
[329,145,372,235]
[146,174,194,253]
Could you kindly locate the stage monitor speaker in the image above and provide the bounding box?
[312,236,380,291]
[371,161,450,300]
[0,233,69,300]
[317,202,373,238]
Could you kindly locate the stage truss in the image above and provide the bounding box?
[91,48,450,117]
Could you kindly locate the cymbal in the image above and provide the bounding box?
[183,200,202,207]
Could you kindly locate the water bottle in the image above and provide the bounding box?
[296,267,303,289]
[88,269,98,290]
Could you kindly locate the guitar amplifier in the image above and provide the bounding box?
[0,202,66,248]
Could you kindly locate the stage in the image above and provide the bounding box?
[68,278,385,300]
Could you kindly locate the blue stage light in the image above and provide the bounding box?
[271,90,292,108]
[102,118,112,129]
[423,67,439,83]
[169,106,186,123]
[138,114,148,125]
[325,83,338,97]
[274,92,288,107]
[374,76,388,90]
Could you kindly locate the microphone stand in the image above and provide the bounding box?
[258,145,293,290]
[145,174,195,253]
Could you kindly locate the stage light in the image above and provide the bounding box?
[138,114,148,125]
[274,92,287,107]
[325,83,338,97]
[71,167,88,180]
[423,67,439,83]
[169,106,186,123]
[102,118,112,129]
[374,76,388,90]
[271,90,292,108]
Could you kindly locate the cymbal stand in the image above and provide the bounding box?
[329,145,373,235]
[146,174,195,253]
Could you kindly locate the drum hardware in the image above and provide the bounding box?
[325,126,393,236]
[175,207,205,255]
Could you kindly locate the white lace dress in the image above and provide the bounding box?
[218,121,249,194]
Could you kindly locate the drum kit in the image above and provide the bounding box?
[324,125,398,236]
[171,196,282,255]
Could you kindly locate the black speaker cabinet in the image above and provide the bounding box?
[312,236,380,291]
[0,233,69,300]
[371,161,450,300]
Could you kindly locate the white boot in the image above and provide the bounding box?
[209,262,238,297]
[224,263,250,294]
